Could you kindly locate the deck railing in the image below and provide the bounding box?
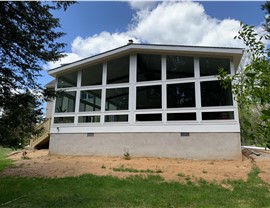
[30,118,51,148]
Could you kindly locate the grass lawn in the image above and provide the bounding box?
[0,147,12,172]
[0,148,270,208]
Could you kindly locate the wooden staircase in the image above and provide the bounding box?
[30,118,51,149]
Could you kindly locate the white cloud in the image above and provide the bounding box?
[46,32,140,69]
[129,2,243,47]
[129,1,157,10]
[71,32,139,57]
[45,52,81,70]
[46,1,261,69]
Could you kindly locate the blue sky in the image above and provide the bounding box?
[41,1,266,86]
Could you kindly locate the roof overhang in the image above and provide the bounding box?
[48,44,244,77]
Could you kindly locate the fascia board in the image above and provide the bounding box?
[48,44,244,77]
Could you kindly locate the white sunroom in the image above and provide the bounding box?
[47,43,244,160]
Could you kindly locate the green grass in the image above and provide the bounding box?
[113,166,163,173]
[0,148,270,207]
[0,168,269,207]
[0,147,12,172]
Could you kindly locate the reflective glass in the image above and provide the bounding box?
[136,85,161,109]
[167,55,194,79]
[137,54,161,82]
[200,57,230,76]
[105,115,128,122]
[106,88,129,111]
[167,83,195,108]
[201,81,233,107]
[107,56,129,84]
[57,71,77,88]
[79,90,102,112]
[55,91,76,113]
[81,64,103,86]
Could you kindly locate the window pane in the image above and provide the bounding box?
[107,56,129,84]
[78,116,100,123]
[167,83,195,108]
[167,56,194,79]
[55,91,76,113]
[167,113,196,121]
[54,117,74,123]
[79,90,101,112]
[57,71,77,88]
[201,81,233,107]
[81,64,102,86]
[199,57,230,76]
[136,85,161,109]
[106,88,129,111]
[202,111,234,120]
[105,115,128,122]
[137,54,161,82]
[136,114,162,121]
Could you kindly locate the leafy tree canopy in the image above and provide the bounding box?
[218,2,270,147]
[0,1,74,147]
[0,1,74,107]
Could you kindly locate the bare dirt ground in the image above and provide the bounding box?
[1,149,270,184]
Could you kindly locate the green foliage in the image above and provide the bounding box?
[262,2,270,33]
[0,147,12,172]
[0,168,269,207]
[0,91,43,148]
[0,2,75,148]
[0,2,75,107]
[218,20,270,147]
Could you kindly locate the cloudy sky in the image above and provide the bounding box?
[42,1,266,85]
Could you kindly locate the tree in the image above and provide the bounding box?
[218,20,270,147]
[262,2,270,33]
[0,1,75,147]
[0,91,43,148]
[0,1,74,107]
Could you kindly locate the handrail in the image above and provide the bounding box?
[30,118,51,147]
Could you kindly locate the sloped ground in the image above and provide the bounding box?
[1,149,269,184]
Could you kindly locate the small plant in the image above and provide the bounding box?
[202,170,208,174]
[21,151,31,160]
[123,151,131,160]
[101,164,106,169]
[177,172,185,177]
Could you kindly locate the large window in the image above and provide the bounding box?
[137,54,161,82]
[57,71,77,88]
[201,81,233,107]
[55,91,76,113]
[107,56,129,84]
[81,64,103,86]
[166,55,194,79]
[136,85,161,109]
[167,83,195,108]
[199,57,230,76]
[79,90,101,112]
[106,88,129,111]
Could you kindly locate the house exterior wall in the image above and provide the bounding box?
[45,100,53,118]
[49,132,242,160]
[47,45,243,159]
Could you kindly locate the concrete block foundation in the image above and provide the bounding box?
[49,132,242,160]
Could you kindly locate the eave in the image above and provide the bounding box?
[48,44,244,77]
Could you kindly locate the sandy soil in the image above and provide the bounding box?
[1,149,270,184]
